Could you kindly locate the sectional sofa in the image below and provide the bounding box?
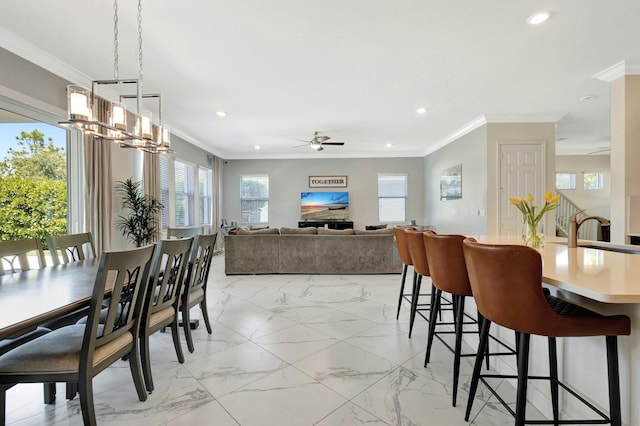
[224,227,402,275]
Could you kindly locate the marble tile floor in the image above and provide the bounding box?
[5,255,536,425]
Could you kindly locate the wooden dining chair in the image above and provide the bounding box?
[166,227,204,239]
[181,233,217,353]
[140,237,193,393]
[0,244,155,426]
[0,238,46,276]
[47,232,97,266]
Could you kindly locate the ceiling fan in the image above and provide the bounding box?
[295,131,345,151]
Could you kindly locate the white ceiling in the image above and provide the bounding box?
[2,1,638,159]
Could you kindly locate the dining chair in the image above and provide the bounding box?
[0,244,155,426]
[180,233,217,353]
[166,227,204,239]
[140,237,193,393]
[0,238,46,276]
[44,233,99,331]
[47,232,97,266]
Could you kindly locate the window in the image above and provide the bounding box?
[240,175,269,224]
[556,173,576,190]
[583,172,604,190]
[159,155,170,228]
[199,167,212,225]
[378,174,407,222]
[174,160,195,226]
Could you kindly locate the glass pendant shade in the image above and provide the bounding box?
[161,126,170,147]
[140,112,152,138]
[67,85,91,121]
[111,102,127,130]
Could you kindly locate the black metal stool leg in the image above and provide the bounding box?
[606,336,622,426]
[424,288,442,366]
[515,332,531,426]
[396,264,408,320]
[408,273,422,338]
[452,295,465,407]
[548,337,559,425]
[465,317,491,421]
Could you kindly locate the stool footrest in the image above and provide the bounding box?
[477,373,611,424]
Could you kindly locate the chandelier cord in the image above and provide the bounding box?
[113,0,119,81]
[137,0,143,88]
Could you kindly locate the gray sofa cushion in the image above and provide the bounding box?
[236,227,280,235]
[280,227,317,234]
[317,228,355,235]
[354,228,394,235]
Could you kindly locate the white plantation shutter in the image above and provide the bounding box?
[378,174,407,222]
[175,160,195,226]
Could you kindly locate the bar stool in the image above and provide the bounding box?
[462,239,630,426]
[403,228,434,338]
[393,225,417,320]
[422,231,480,406]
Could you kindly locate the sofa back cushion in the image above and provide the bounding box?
[354,228,394,235]
[236,227,280,235]
[280,227,317,234]
[317,228,355,235]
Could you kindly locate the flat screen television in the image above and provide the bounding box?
[301,192,349,220]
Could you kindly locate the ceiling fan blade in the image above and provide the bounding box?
[294,138,311,143]
[322,142,345,146]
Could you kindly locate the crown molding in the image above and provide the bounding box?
[593,60,640,82]
[422,115,487,156]
[0,27,94,88]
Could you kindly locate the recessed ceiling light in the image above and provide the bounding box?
[580,95,598,101]
[527,11,551,25]
[254,145,260,150]
[386,143,393,148]
[416,107,427,114]
[216,111,227,117]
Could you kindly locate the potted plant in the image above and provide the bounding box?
[115,178,163,247]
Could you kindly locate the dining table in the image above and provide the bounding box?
[0,259,100,340]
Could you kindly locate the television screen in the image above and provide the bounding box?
[301,192,349,220]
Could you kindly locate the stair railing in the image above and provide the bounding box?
[555,192,600,241]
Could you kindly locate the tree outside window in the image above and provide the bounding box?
[0,127,67,242]
[240,175,268,224]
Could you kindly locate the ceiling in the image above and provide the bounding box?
[2,1,639,159]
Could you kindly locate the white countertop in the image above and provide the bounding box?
[474,236,640,304]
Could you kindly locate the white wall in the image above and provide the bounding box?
[424,127,488,235]
[222,157,424,229]
[555,155,611,218]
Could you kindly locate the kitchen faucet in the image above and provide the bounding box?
[568,210,610,248]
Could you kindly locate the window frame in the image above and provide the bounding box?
[583,172,604,190]
[555,172,576,190]
[377,173,408,223]
[240,174,269,225]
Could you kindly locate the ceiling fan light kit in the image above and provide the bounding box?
[295,131,345,152]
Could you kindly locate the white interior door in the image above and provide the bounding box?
[499,142,545,236]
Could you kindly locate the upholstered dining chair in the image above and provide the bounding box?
[0,238,53,402]
[0,244,155,426]
[47,232,97,266]
[166,227,204,239]
[140,237,193,393]
[0,238,46,275]
[180,233,217,353]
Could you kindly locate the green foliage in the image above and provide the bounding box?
[115,178,163,247]
[0,130,66,180]
[0,129,67,243]
[0,176,67,242]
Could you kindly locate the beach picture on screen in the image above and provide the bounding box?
[301,192,349,220]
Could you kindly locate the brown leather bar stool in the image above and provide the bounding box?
[403,228,434,338]
[393,225,417,320]
[422,231,480,406]
[463,239,630,426]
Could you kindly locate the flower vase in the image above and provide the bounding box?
[522,221,544,249]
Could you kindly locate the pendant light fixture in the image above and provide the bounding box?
[60,0,171,153]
